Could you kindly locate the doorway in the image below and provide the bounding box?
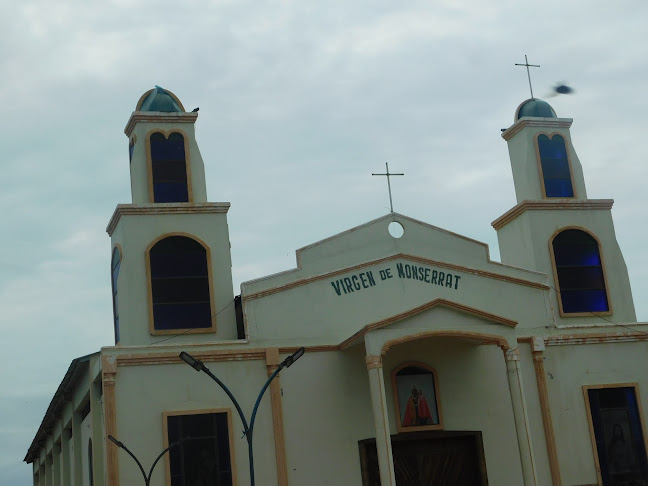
[358,431,488,485]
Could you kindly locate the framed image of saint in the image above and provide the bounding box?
[392,362,443,432]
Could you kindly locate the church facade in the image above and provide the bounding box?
[25,88,648,486]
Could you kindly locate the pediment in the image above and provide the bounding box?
[242,213,546,299]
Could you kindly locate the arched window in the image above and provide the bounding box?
[537,134,574,198]
[111,247,121,344]
[552,229,609,314]
[150,132,189,203]
[149,236,212,331]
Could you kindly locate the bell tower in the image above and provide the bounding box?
[107,87,238,346]
[493,99,636,323]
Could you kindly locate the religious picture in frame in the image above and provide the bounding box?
[392,362,442,432]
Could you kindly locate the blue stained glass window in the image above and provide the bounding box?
[552,229,609,313]
[111,248,121,343]
[538,135,574,198]
[150,132,189,202]
[149,236,212,331]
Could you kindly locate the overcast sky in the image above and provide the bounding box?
[2,1,647,484]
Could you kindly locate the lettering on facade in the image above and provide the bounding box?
[330,263,462,297]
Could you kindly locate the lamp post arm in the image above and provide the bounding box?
[249,364,283,435]
[202,367,250,435]
[113,439,148,485]
[147,442,179,485]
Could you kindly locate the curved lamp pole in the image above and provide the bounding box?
[107,435,178,486]
[179,347,305,486]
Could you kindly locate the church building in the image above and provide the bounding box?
[25,87,648,486]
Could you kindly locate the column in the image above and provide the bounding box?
[90,377,105,486]
[45,455,52,486]
[72,410,83,486]
[60,427,71,486]
[504,347,538,486]
[266,348,289,486]
[52,443,61,486]
[365,355,396,486]
[531,337,562,486]
[102,355,119,486]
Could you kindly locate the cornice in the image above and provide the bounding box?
[124,111,198,137]
[501,117,573,141]
[106,202,231,235]
[492,199,614,230]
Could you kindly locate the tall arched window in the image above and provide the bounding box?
[111,247,121,344]
[537,134,574,198]
[149,236,212,331]
[88,439,94,486]
[552,229,609,314]
[150,132,189,203]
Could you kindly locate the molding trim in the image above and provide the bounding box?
[501,118,573,141]
[116,348,267,367]
[366,355,383,369]
[492,199,614,230]
[106,203,230,235]
[102,355,119,486]
[124,112,197,137]
[244,253,548,301]
[532,351,562,486]
[340,298,517,351]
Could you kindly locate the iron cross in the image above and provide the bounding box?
[515,54,540,99]
[372,162,404,213]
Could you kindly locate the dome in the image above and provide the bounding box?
[136,86,185,112]
[515,98,557,120]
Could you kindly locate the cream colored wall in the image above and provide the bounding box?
[382,337,525,484]
[504,119,588,203]
[114,358,277,486]
[245,255,547,345]
[280,347,375,485]
[496,208,636,323]
[110,211,238,345]
[127,118,208,204]
[545,341,648,485]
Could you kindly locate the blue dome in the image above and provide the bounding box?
[516,98,557,120]
[137,86,184,112]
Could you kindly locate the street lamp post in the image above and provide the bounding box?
[107,435,178,486]
[179,347,305,486]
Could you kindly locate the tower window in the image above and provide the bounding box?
[111,247,121,344]
[537,134,574,198]
[552,229,609,314]
[149,236,212,331]
[150,132,189,203]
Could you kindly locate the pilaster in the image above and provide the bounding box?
[504,347,538,486]
[365,354,396,486]
[266,348,289,486]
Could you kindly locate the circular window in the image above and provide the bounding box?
[388,221,404,238]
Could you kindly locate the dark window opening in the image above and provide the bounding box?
[150,132,189,202]
[553,229,609,313]
[80,402,91,421]
[587,387,648,485]
[111,248,121,344]
[167,413,233,486]
[128,139,135,163]
[538,134,574,198]
[150,236,212,331]
[234,295,245,339]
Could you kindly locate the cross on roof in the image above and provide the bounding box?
[372,162,404,213]
[515,54,540,99]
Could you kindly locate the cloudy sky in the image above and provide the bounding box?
[2,0,647,483]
